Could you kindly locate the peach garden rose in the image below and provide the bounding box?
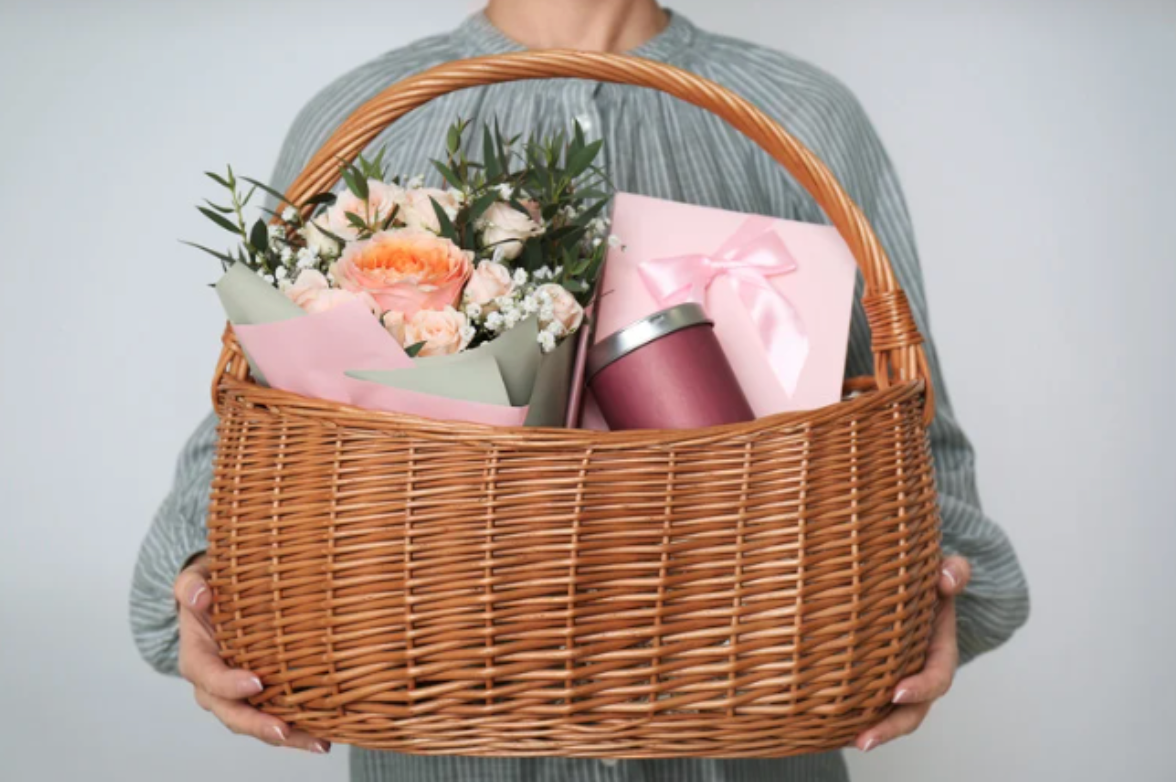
[462,260,514,307]
[323,180,403,240]
[283,269,378,315]
[332,228,473,315]
[384,307,473,357]
[536,282,584,335]
[480,200,544,261]
[400,187,462,234]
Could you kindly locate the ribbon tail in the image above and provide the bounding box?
[736,276,809,398]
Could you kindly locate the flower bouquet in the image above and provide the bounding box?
[192,120,616,426]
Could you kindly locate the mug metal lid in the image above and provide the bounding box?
[586,302,713,379]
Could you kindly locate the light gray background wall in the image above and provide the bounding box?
[1,0,1172,779]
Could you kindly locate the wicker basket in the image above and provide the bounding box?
[207,51,942,759]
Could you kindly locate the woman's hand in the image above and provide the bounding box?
[173,555,330,754]
[855,555,972,753]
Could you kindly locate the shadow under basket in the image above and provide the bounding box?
[205,50,942,759]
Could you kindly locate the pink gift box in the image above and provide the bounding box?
[593,192,858,419]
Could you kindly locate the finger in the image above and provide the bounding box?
[893,597,959,704]
[856,701,932,752]
[939,556,971,596]
[203,692,330,754]
[174,563,212,612]
[178,604,264,700]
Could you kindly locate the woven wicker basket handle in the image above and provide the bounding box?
[282,50,934,414]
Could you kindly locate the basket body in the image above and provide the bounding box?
[207,342,940,757]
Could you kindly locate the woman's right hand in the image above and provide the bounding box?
[174,555,330,754]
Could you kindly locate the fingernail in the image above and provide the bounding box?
[861,737,879,753]
[941,567,958,590]
[241,676,264,696]
[188,584,207,607]
[311,742,330,754]
[893,687,914,704]
[272,725,288,744]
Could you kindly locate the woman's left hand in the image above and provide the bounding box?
[855,555,972,753]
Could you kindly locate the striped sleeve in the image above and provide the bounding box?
[128,413,218,674]
[716,42,1031,664]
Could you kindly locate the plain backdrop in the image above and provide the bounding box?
[1,0,1173,780]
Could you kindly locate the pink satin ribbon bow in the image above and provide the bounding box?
[638,215,809,396]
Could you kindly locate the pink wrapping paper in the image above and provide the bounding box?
[345,378,529,427]
[232,300,529,427]
[596,193,858,418]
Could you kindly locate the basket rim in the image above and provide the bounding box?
[214,371,927,451]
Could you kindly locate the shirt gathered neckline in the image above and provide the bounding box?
[452,8,699,64]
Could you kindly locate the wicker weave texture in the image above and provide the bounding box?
[206,51,942,757]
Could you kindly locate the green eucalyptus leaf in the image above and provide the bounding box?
[180,240,235,264]
[345,211,367,231]
[301,192,337,209]
[242,177,293,209]
[250,219,269,253]
[573,198,610,225]
[205,171,231,188]
[468,190,500,221]
[431,160,464,190]
[202,199,234,214]
[341,166,368,200]
[430,197,457,241]
[521,237,543,272]
[314,223,348,246]
[565,139,603,180]
[381,203,401,230]
[495,118,511,175]
[198,206,242,235]
[483,126,502,180]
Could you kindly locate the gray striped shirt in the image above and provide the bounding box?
[130,10,1029,782]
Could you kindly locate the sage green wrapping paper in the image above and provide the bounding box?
[214,263,307,383]
[346,352,513,406]
[523,335,576,427]
[413,317,541,406]
[215,263,305,325]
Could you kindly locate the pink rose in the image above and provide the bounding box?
[284,269,378,315]
[463,260,514,306]
[402,306,472,357]
[537,283,584,334]
[521,199,543,225]
[382,310,406,344]
[323,180,404,240]
[401,188,461,233]
[332,228,473,316]
[480,201,543,260]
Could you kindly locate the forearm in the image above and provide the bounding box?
[129,413,217,675]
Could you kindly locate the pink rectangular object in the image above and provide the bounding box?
[597,192,858,417]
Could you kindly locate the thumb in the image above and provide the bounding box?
[174,554,212,613]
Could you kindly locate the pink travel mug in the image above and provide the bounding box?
[586,303,755,430]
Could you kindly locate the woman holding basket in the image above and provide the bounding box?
[131,1,1029,779]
